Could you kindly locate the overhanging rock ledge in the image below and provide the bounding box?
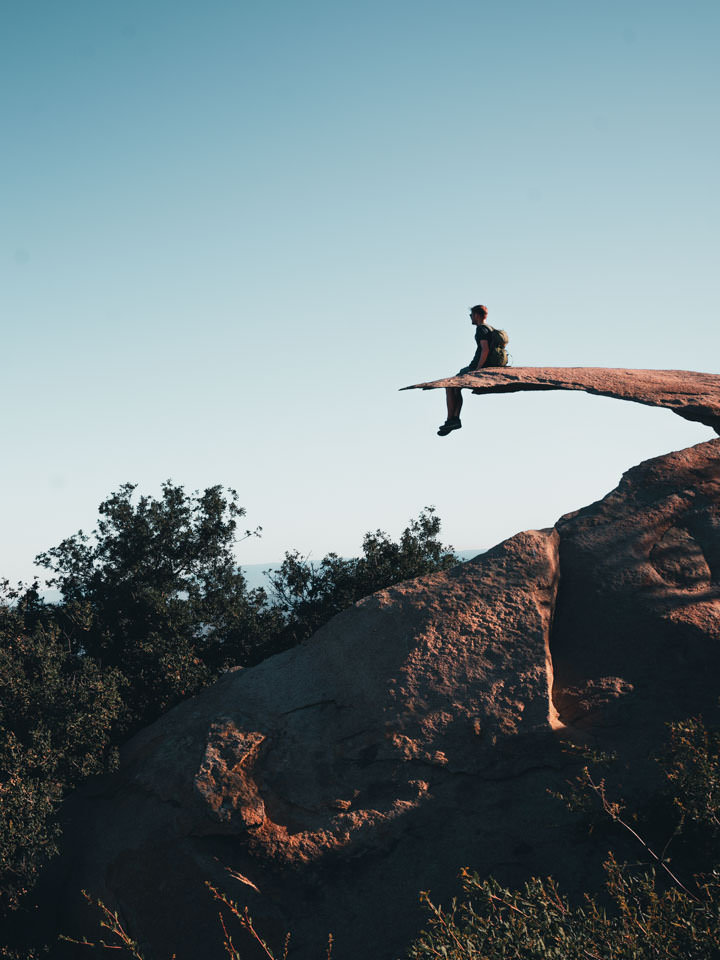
[402,367,720,434]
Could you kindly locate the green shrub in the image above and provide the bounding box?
[408,861,720,959]
[0,583,123,911]
[268,507,457,646]
[35,482,280,734]
[406,717,720,960]
[664,716,720,835]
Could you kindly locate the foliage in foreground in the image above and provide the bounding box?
[408,861,720,960]
[61,883,334,960]
[407,715,720,960]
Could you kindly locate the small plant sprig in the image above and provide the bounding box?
[575,765,699,901]
[59,890,153,958]
[61,883,333,960]
[207,881,288,960]
[206,881,333,959]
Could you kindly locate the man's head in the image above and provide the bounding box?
[470,305,488,325]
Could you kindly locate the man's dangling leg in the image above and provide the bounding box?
[438,388,463,435]
[446,387,463,420]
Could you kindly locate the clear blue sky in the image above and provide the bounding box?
[2,0,718,585]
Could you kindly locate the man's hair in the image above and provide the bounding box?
[470,304,488,318]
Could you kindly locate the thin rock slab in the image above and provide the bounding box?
[402,367,720,433]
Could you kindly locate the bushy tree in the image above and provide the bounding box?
[0,582,124,911]
[34,489,456,729]
[35,482,280,733]
[0,482,277,931]
[267,507,457,646]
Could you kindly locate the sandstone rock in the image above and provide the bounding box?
[56,529,567,959]
[551,438,720,740]
[403,367,720,433]
[51,430,720,960]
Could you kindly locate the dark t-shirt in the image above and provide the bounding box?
[469,324,493,368]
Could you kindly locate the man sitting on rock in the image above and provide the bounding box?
[438,304,493,436]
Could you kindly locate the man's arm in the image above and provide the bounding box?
[473,339,490,371]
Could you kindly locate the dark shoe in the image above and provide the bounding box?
[437,417,461,436]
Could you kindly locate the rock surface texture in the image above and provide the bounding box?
[403,367,720,433]
[52,372,720,960]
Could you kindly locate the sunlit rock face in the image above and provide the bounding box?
[405,367,720,433]
[51,374,720,960]
[57,528,567,960]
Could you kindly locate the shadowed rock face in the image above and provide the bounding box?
[552,438,720,735]
[50,433,720,960]
[403,367,720,433]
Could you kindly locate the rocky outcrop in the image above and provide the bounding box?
[551,438,720,737]
[403,367,720,433]
[50,369,720,960]
[56,529,569,959]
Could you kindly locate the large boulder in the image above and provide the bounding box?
[552,437,720,737]
[51,436,720,960]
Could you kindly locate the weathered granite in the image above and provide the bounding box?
[402,367,720,433]
[54,528,567,960]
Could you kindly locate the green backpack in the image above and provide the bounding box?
[485,325,509,367]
